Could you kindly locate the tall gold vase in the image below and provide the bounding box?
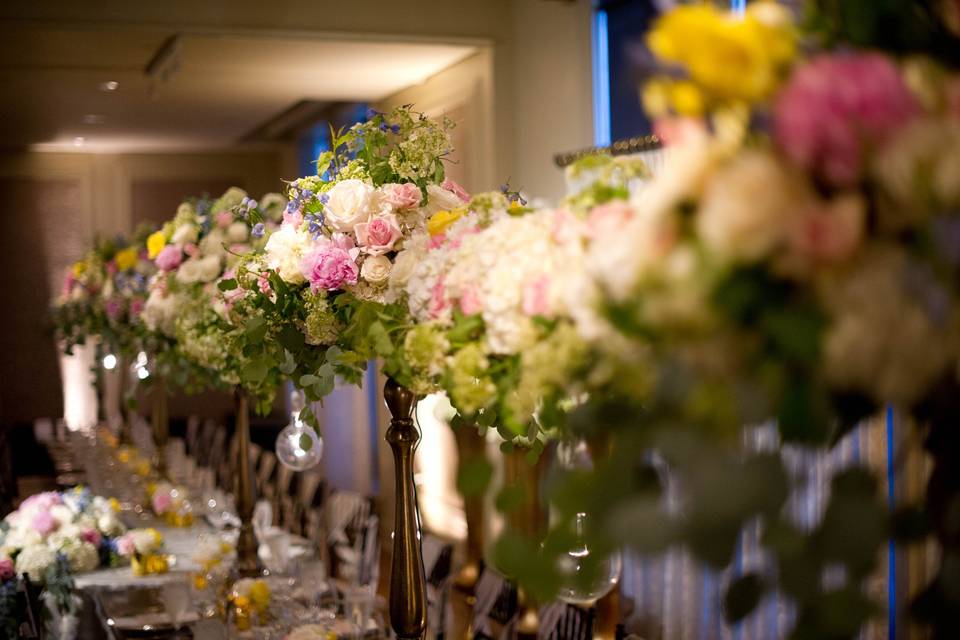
[234,388,261,577]
[383,377,427,639]
[453,424,486,594]
[151,376,169,476]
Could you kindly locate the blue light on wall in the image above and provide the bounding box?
[592,8,612,147]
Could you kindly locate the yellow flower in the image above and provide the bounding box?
[647,3,795,107]
[147,230,167,259]
[71,261,86,277]
[670,80,706,116]
[427,208,465,236]
[642,78,672,118]
[193,573,208,590]
[109,497,120,512]
[115,247,138,271]
[249,580,271,610]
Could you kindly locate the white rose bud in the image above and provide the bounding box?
[360,255,392,285]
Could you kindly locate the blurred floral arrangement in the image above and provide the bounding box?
[51,230,156,358]
[116,527,168,575]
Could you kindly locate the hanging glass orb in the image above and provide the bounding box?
[275,390,322,471]
[554,511,622,607]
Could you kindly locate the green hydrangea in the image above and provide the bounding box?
[507,323,588,422]
[447,343,497,416]
[404,323,450,377]
[301,290,339,346]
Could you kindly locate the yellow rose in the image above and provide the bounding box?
[147,230,167,259]
[249,580,271,610]
[115,247,138,271]
[427,208,465,236]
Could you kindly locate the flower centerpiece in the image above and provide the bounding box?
[116,528,168,576]
[147,481,193,527]
[224,105,465,419]
[228,577,271,630]
[140,188,285,404]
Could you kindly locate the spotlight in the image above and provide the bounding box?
[73,137,85,147]
[102,354,117,370]
[99,81,119,92]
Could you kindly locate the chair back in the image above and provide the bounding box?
[422,534,454,639]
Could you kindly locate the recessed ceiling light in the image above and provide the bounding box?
[73,137,85,147]
[99,81,119,92]
[82,114,106,124]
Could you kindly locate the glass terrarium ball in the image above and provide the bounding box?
[555,512,622,607]
[275,423,322,471]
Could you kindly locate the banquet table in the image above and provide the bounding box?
[70,517,317,640]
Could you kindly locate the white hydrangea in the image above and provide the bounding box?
[171,223,199,246]
[61,540,100,573]
[142,288,185,336]
[15,544,56,583]
[177,255,222,284]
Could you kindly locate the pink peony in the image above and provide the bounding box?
[459,286,482,316]
[0,557,14,581]
[441,178,470,203]
[32,511,58,536]
[81,528,102,548]
[355,214,402,255]
[22,492,62,512]
[381,183,422,209]
[215,211,234,228]
[156,245,183,271]
[152,492,172,514]
[301,234,360,292]
[774,53,920,186]
[522,275,552,317]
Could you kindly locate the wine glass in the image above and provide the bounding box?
[554,511,622,607]
[160,580,192,631]
[275,390,322,471]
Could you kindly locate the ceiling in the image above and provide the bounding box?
[0,23,476,152]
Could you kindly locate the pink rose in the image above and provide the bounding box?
[106,261,118,275]
[0,557,14,581]
[32,511,57,536]
[301,234,360,292]
[775,53,919,186]
[355,214,402,255]
[116,535,135,556]
[81,528,102,548]
[522,275,552,317]
[215,211,234,228]
[129,298,145,318]
[586,202,633,239]
[459,286,482,316]
[152,492,172,514]
[258,273,272,294]
[787,194,865,265]
[381,183,422,209]
[441,178,470,203]
[155,245,183,271]
[105,298,123,320]
[183,243,199,258]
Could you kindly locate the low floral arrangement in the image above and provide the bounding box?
[0,488,126,583]
[116,528,168,576]
[147,482,193,527]
[220,105,467,418]
[140,187,285,400]
[52,231,156,357]
[229,577,271,630]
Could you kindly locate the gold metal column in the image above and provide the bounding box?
[383,377,427,639]
[234,388,260,577]
[151,376,169,476]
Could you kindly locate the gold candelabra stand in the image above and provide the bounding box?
[234,388,261,577]
[383,377,427,639]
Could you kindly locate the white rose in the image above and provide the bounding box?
[323,179,375,232]
[265,225,311,284]
[15,544,56,583]
[50,504,75,526]
[696,151,798,263]
[177,255,222,284]
[422,184,465,217]
[360,255,392,285]
[97,513,124,537]
[227,221,250,243]
[171,223,199,245]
